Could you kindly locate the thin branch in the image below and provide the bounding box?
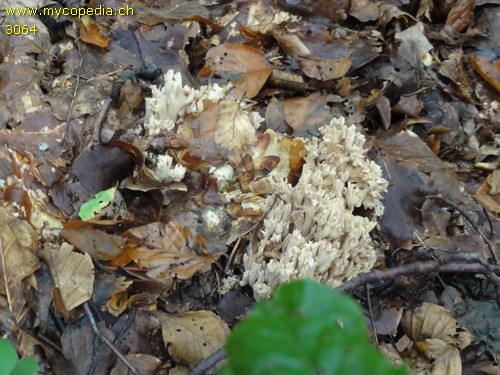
[63,42,84,146]
[337,261,498,293]
[427,194,499,264]
[189,347,226,375]
[83,302,142,375]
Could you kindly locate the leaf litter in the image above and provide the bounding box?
[0,0,499,373]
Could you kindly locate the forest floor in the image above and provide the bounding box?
[0,0,499,374]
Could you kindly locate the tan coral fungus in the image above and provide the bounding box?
[241,117,388,299]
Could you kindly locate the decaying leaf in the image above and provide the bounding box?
[0,206,39,324]
[155,310,229,366]
[61,321,115,375]
[348,0,379,22]
[187,100,258,165]
[200,44,273,98]
[77,17,110,48]
[126,221,216,280]
[41,243,94,314]
[475,170,500,214]
[61,222,134,263]
[470,53,500,93]
[297,55,352,80]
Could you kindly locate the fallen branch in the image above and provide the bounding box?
[83,302,142,375]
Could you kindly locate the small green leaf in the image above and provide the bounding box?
[11,358,39,375]
[222,280,409,375]
[0,339,18,375]
[79,187,117,221]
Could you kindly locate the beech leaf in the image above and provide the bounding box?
[200,44,272,98]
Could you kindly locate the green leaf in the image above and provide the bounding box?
[78,187,117,221]
[10,358,39,375]
[0,339,18,375]
[222,280,409,375]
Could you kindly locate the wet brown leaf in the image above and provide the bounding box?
[61,222,134,263]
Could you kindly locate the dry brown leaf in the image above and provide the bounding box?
[402,303,472,349]
[0,206,39,323]
[78,17,110,48]
[476,170,500,214]
[348,0,379,21]
[41,243,94,314]
[273,32,311,58]
[402,303,472,374]
[200,44,272,98]
[445,0,474,33]
[155,310,229,366]
[297,55,352,80]
[110,354,162,375]
[126,221,215,280]
[470,53,500,93]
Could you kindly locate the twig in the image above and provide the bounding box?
[91,96,112,144]
[366,284,378,346]
[63,42,84,146]
[83,302,142,375]
[190,257,500,374]
[337,261,499,293]
[427,194,499,263]
[189,347,226,375]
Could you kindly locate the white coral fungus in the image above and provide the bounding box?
[242,117,388,299]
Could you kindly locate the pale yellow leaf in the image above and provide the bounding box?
[42,243,94,312]
[155,310,229,366]
[215,100,258,165]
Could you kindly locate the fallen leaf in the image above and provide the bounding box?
[110,354,162,375]
[187,100,258,165]
[200,44,272,98]
[41,243,94,314]
[126,221,216,280]
[476,170,500,213]
[155,310,229,366]
[0,206,39,324]
[445,0,474,33]
[78,17,110,48]
[470,53,500,93]
[61,321,115,375]
[402,303,472,349]
[61,222,134,263]
[348,0,379,22]
[297,55,352,80]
